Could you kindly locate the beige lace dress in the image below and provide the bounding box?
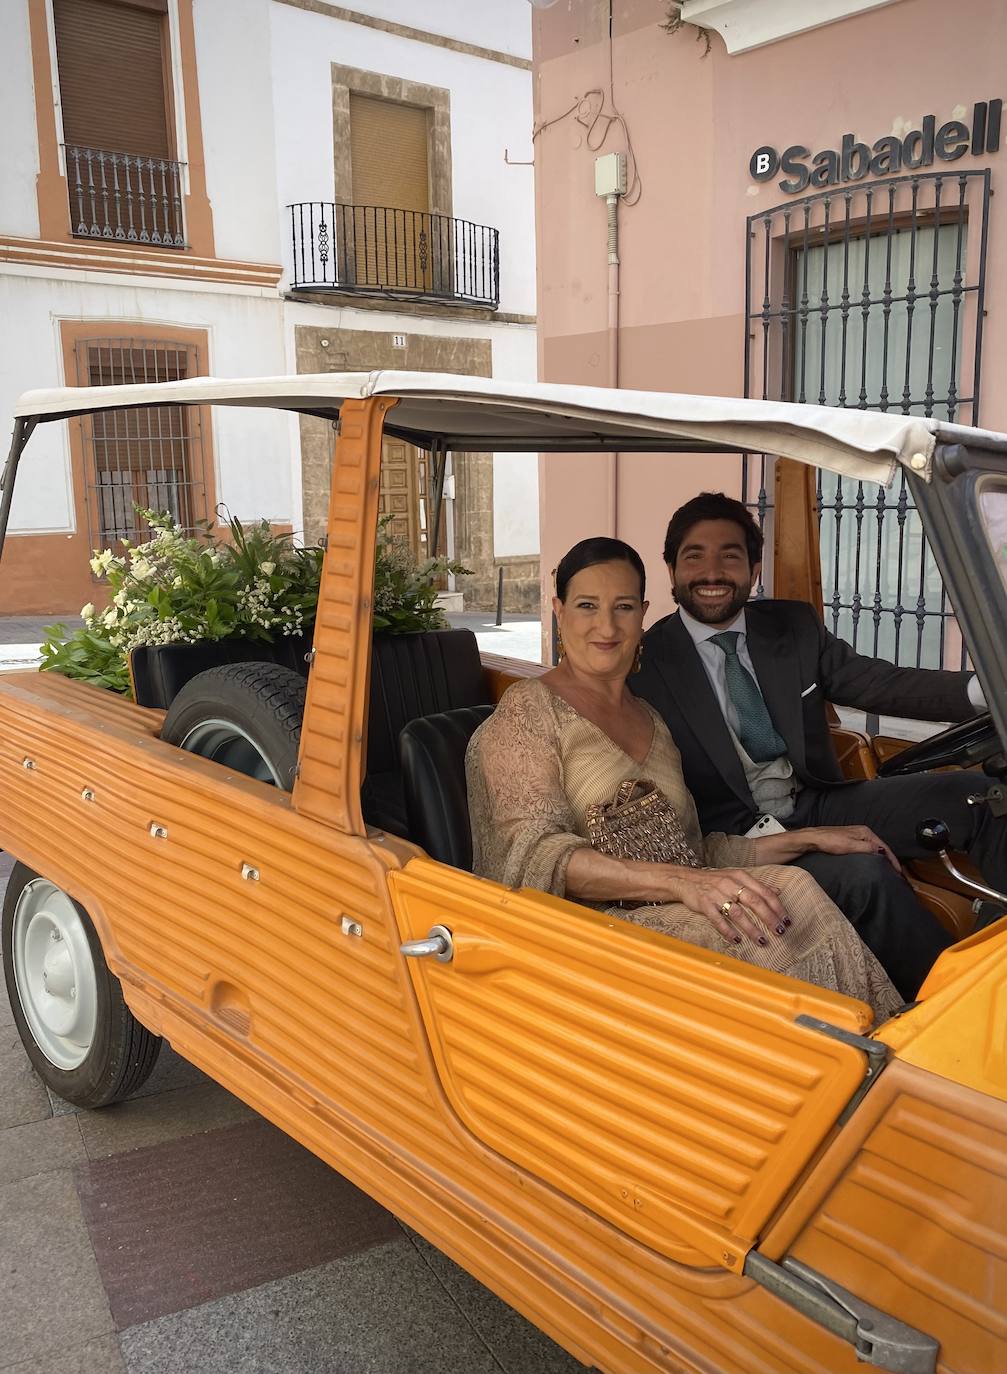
[466,678,901,1020]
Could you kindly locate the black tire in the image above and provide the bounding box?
[2,862,162,1108]
[160,661,306,790]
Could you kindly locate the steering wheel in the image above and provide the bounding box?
[877,711,1004,777]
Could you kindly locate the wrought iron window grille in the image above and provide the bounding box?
[74,338,209,568]
[64,144,187,249]
[288,202,500,308]
[743,169,991,670]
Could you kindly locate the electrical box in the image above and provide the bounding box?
[594,152,627,197]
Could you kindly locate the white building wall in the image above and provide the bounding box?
[1,0,43,239]
[0,0,539,591]
[269,2,536,316]
[192,0,282,265]
[0,271,289,534]
[303,0,531,59]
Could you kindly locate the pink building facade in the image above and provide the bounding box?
[533,0,1006,669]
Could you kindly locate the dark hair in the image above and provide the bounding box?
[554,537,646,602]
[663,492,763,569]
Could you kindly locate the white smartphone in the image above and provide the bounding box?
[744,814,787,838]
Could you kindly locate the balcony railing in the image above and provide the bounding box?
[65,144,187,248]
[288,202,500,308]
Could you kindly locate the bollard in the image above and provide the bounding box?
[495,565,504,626]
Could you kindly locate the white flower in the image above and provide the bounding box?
[260,561,276,576]
[130,557,153,579]
[89,550,113,574]
[172,576,183,589]
[80,602,95,622]
[102,608,118,629]
[113,590,127,608]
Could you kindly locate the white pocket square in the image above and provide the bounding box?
[801,682,818,698]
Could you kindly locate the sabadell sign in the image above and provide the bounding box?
[750,99,1002,195]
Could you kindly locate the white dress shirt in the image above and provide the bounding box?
[678,606,799,819]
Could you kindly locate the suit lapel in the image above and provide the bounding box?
[655,615,754,810]
[745,607,808,774]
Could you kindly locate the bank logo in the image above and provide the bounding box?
[750,100,1001,194]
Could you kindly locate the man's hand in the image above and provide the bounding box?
[757,824,902,873]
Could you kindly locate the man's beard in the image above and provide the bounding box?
[673,580,751,625]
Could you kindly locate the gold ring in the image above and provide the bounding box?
[719,900,734,917]
[735,888,745,902]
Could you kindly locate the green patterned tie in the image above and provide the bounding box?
[709,631,787,763]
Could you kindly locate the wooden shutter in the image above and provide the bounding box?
[349,96,429,211]
[54,0,171,158]
[348,97,432,290]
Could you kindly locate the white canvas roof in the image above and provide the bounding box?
[11,370,958,483]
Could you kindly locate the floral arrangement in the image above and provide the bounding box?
[373,516,469,634]
[39,509,467,695]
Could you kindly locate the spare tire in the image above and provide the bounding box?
[160,661,306,789]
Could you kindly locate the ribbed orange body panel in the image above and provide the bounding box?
[293,396,395,835]
[3,673,1006,1371]
[389,859,872,1273]
[764,1060,1007,1374]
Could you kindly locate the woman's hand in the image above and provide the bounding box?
[663,867,789,945]
[756,824,902,874]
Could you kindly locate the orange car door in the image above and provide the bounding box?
[388,857,879,1275]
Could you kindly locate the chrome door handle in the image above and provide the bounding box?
[400,924,453,963]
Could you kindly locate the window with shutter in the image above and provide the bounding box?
[54,0,186,248]
[348,96,433,292]
[75,338,210,548]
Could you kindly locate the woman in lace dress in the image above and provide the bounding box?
[466,537,902,1021]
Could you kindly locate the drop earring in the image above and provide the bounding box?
[632,639,644,673]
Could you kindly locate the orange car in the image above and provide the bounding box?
[1,374,1005,1374]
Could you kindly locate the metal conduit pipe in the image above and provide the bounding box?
[606,190,620,539]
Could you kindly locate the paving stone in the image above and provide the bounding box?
[0,1027,52,1128]
[119,1240,510,1374]
[77,1080,255,1159]
[48,1045,211,1117]
[6,1334,126,1374]
[128,1044,211,1099]
[0,1112,86,1186]
[0,1169,114,1369]
[402,1228,587,1373]
[76,1116,401,1329]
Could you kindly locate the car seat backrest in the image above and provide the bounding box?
[399,705,495,869]
[362,628,490,836]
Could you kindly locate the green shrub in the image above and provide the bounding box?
[40,509,467,695]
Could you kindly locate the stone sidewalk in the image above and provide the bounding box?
[0,853,583,1373]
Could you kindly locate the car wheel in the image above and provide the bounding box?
[160,661,306,789]
[2,862,162,1108]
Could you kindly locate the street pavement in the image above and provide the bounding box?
[0,615,583,1373]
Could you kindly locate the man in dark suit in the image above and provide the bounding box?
[631,491,1005,1000]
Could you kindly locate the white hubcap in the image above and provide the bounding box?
[12,879,98,1070]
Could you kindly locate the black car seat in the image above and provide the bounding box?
[362,630,491,836]
[399,705,495,869]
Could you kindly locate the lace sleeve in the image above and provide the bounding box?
[465,682,591,896]
[702,832,758,867]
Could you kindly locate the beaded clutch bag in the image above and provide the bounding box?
[585,778,701,868]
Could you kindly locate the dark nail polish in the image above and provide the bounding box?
[877,846,886,854]
[775,923,786,935]
[784,917,792,927]
[757,936,768,946]
[733,936,742,944]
